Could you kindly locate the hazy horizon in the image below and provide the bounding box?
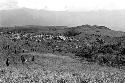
[0,0,125,31]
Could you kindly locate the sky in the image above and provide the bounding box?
[0,0,125,11]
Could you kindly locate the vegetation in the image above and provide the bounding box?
[0,25,125,82]
[63,27,81,37]
[0,65,125,83]
[75,42,125,68]
[0,25,125,68]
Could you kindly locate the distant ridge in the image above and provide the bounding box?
[0,8,125,31]
[76,25,111,30]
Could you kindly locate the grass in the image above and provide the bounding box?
[1,25,125,83]
[0,53,125,83]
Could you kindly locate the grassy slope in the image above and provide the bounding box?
[0,52,125,83]
[0,25,125,82]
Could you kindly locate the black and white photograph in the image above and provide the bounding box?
[0,0,125,83]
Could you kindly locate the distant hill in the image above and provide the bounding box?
[0,24,125,38]
[74,25,125,37]
[0,8,125,31]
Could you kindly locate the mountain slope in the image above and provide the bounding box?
[0,8,125,31]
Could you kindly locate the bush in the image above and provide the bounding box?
[96,38,105,44]
[116,54,125,66]
[119,48,125,55]
[63,28,81,37]
[93,54,117,66]
[97,44,115,54]
[75,46,94,61]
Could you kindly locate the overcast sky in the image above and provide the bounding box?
[0,0,125,11]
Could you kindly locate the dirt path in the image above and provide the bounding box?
[21,52,74,60]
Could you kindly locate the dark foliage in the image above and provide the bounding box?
[75,46,95,61]
[96,38,105,44]
[63,28,81,37]
[97,46,114,54]
[120,48,125,54]
[74,41,125,68]
[116,54,125,66]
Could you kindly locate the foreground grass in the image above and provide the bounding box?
[0,53,125,83]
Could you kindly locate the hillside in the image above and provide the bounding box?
[0,25,125,82]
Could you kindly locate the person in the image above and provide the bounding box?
[6,58,9,66]
[32,56,34,61]
[21,55,25,64]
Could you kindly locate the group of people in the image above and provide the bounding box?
[5,55,35,66]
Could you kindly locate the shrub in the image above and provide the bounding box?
[63,28,81,37]
[119,48,125,55]
[97,44,114,54]
[115,54,125,66]
[96,38,105,44]
[75,46,94,61]
[95,54,117,66]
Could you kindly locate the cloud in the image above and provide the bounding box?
[66,0,125,11]
[17,0,125,11]
[0,0,125,11]
[0,0,19,10]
